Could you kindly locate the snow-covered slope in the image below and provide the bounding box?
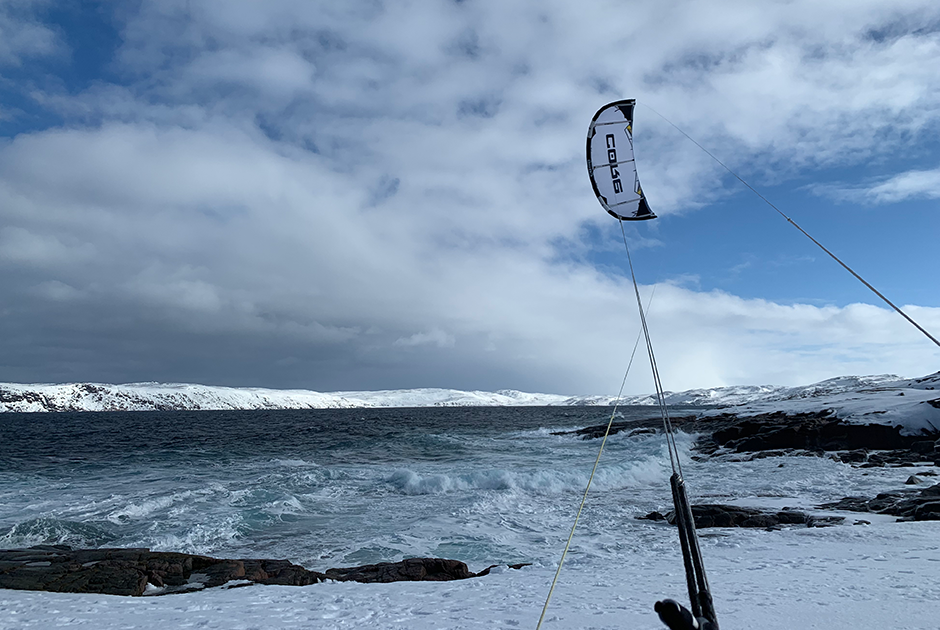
[708,372,940,434]
[0,382,571,412]
[2,373,939,434]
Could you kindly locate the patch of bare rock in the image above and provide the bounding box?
[0,546,516,596]
[817,483,940,521]
[560,411,940,529]
[557,410,940,467]
[637,505,844,529]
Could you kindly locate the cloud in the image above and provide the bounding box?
[811,165,940,204]
[29,279,81,302]
[0,227,96,267]
[0,1,61,67]
[1,1,939,392]
[394,329,456,349]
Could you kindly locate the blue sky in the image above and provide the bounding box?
[1,0,939,395]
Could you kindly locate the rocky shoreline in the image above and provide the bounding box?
[0,546,517,596]
[555,409,940,466]
[557,409,940,527]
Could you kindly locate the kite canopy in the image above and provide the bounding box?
[586,99,656,221]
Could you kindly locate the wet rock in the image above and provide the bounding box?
[838,449,869,463]
[0,547,495,596]
[711,413,925,454]
[637,511,667,521]
[324,558,479,583]
[561,411,938,467]
[0,547,324,596]
[552,423,660,440]
[638,505,843,529]
[913,502,940,520]
[906,475,922,485]
[817,483,940,521]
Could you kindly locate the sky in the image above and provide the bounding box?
[1,0,939,396]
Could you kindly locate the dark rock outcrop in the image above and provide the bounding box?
[560,410,940,466]
[637,505,843,529]
[817,483,940,521]
[324,557,480,583]
[552,423,662,440]
[707,411,931,454]
[0,546,494,596]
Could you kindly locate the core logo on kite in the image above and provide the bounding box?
[605,134,624,194]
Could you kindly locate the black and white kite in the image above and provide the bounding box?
[586,99,655,221]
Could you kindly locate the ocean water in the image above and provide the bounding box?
[0,406,913,572]
[3,407,940,629]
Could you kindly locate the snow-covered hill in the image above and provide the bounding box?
[711,372,940,434]
[2,373,939,434]
[0,382,573,412]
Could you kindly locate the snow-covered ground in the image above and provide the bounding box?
[1,521,938,630]
[0,381,572,412]
[3,373,940,434]
[706,372,940,435]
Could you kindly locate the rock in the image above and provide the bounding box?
[708,413,939,469]
[0,548,496,596]
[324,558,479,583]
[552,423,660,440]
[838,449,869,463]
[713,414,925,453]
[649,505,843,529]
[906,475,922,485]
[817,484,940,521]
[913,502,940,521]
[636,511,667,521]
[562,411,939,467]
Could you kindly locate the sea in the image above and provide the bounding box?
[1,407,939,629]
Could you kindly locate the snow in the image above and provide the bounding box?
[1,521,938,629]
[3,372,939,434]
[705,373,940,435]
[0,382,572,412]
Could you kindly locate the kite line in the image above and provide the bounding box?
[641,103,940,350]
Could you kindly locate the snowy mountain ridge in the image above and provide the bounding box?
[1,372,937,414]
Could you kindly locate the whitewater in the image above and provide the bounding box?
[1,405,938,629]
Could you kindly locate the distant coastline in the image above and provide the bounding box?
[2,374,938,434]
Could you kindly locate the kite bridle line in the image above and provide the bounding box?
[640,101,940,350]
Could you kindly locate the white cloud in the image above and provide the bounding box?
[0,1,60,67]
[182,47,317,103]
[1,1,939,391]
[394,329,456,349]
[813,165,940,204]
